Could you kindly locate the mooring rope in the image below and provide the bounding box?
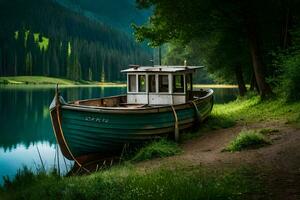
[171,105,179,141]
[191,101,201,124]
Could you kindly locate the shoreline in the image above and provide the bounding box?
[1,96,299,199]
[0,76,238,89]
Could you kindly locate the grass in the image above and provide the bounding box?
[0,76,126,86]
[0,76,77,85]
[216,96,300,123]
[259,128,279,135]
[0,165,262,200]
[208,93,300,130]
[130,139,182,162]
[225,130,270,152]
[193,84,238,88]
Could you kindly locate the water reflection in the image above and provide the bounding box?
[212,88,238,104]
[0,85,236,183]
[0,142,72,182]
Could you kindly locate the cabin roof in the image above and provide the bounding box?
[121,65,204,73]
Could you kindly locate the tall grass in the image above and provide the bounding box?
[0,165,261,200]
[130,139,182,162]
[225,130,270,152]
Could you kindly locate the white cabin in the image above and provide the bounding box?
[121,65,203,105]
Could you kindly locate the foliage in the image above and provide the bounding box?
[0,0,150,82]
[131,139,182,162]
[225,130,270,152]
[134,0,300,98]
[275,50,300,102]
[0,165,262,200]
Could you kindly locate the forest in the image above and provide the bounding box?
[134,0,300,101]
[0,0,150,82]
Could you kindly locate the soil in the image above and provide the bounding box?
[138,121,300,200]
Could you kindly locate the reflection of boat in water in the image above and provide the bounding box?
[49,65,214,164]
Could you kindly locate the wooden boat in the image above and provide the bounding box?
[49,65,214,164]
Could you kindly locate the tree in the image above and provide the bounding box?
[133,0,280,97]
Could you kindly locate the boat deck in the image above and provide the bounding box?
[71,90,209,109]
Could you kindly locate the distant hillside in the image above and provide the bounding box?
[0,0,151,81]
[56,0,150,34]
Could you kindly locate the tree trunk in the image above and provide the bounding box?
[246,17,273,98]
[235,65,247,96]
[250,72,259,92]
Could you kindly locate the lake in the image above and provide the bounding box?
[0,85,238,184]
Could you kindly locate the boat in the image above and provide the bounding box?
[49,65,214,165]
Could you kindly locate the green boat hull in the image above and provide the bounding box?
[50,90,213,161]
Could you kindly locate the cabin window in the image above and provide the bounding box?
[148,75,156,92]
[186,74,192,91]
[138,75,146,92]
[159,75,169,92]
[128,74,136,92]
[173,75,184,93]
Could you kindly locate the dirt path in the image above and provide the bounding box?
[139,121,300,200]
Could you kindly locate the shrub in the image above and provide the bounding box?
[225,130,270,152]
[279,52,300,101]
[131,139,182,162]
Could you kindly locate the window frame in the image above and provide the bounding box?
[172,74,185,94]
[158,74,170,93]
[148,74,157,93]
[127,74,137,93]
[138,74,146,93]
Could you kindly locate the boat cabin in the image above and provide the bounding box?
[121,65,203,105]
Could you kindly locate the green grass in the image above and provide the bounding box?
[0,76,77,85]
[0,76,127,86]
[130,139,182,162]
[211,94,300,126]
[179,94,300,141]
[259,128,279,135]
[0,165,262,200]
[225,130,270,152]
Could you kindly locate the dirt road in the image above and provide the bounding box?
[139,121,300,200]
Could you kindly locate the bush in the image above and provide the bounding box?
[279,52,300,101]
[131,139,182,162]
[225,130,270,152]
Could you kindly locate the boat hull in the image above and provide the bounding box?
[50,90,214,161]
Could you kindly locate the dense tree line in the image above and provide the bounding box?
[0,0,150,81]
[134,0,300,100]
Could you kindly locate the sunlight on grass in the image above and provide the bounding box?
[0,76,75,85]
[0,165,261,200]
[225,130,270,152]
[131,139,182,162]
[212,95,300,124]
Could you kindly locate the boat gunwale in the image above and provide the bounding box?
[58,89,213,114]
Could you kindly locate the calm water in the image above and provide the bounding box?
[0,85,237,183]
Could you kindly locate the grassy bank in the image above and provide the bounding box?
[0,76,126,86]
[201,94,300,131]
[0,76,77,85]
[0,165,261,200]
